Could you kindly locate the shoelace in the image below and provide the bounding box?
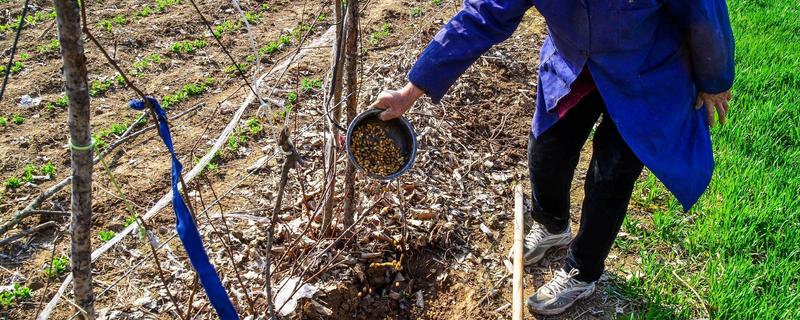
[524,223,547,247]
[541,268,581,296]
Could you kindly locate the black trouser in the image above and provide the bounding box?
[528,91,643,283]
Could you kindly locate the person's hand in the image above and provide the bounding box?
[369,82,425,121]
[695,90,732,127]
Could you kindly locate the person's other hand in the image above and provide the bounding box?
[369,82,425,121]
[695,90,732,127]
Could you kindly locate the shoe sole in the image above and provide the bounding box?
[523,236,572,266]
[527,284,596,316]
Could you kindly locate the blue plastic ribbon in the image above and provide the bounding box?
[130,97,239,320]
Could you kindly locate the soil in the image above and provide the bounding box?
[0,0,647,319]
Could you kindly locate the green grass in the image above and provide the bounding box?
[619,1,800,318]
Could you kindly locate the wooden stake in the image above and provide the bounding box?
[512,184,524,320]
[341,0,359,228]
[53,0,94,318]
[321,0,346,235]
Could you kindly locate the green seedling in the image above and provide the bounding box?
[0,284,31,309]
[300,77,322,92]
[286,91,298,105]
[170,39,207,54]
[110,122,128,136]
[226,128,249,153]
[123,215,138,227]
[40,162,56,178]
[112,15,127,25]
[114,74,126,86]
[0,117,6,126]
[275,105,293,121]
[10,61,24,74]
[47,95,69,111]
[97,19,112,32]
[24,10,56,26]
[55,95,68,107]
[193,155,219,174]
[44,256,69,278]
[409,7,422,17]
[0,61,25,75]
[11,114,24,125]
[290,23,311,40]
[245,117,262,135]
[22,164,35,183]
[123,215,146,237]
[224,63,247,76]
[258,38,285,55]
[162,78,215,109]
[98,230,116,242]
[213,20,242,38]
[36,38,60,54]
[155,0,181,12]
[316,12,328,22]
[136,5,152,18]
[245,11,262,25]
[90,79,113,97]
[17,52,30,61]
[131,53,164,76]
[433,0,443,5]
[92,133,109,152]
[369,24,393,46]
[4,177,21,190]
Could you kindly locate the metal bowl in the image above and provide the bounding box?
[345,109,417,180]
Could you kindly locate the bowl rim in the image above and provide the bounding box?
[345,109,418,180]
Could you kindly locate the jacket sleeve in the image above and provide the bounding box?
[664,0,735,94]
[407,0,532,103]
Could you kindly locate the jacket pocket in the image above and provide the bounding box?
[619,0,662,11]
[616,4,663,51]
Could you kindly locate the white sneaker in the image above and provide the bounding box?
[528,269,596,315]
[511,222,571,266]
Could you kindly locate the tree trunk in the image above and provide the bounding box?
[321,0,346,235]
[53,0,94,318]
[341,0,359,228]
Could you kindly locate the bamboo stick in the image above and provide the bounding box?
[512,184,524,320]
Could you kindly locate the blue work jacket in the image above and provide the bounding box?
[408,0,735,210]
